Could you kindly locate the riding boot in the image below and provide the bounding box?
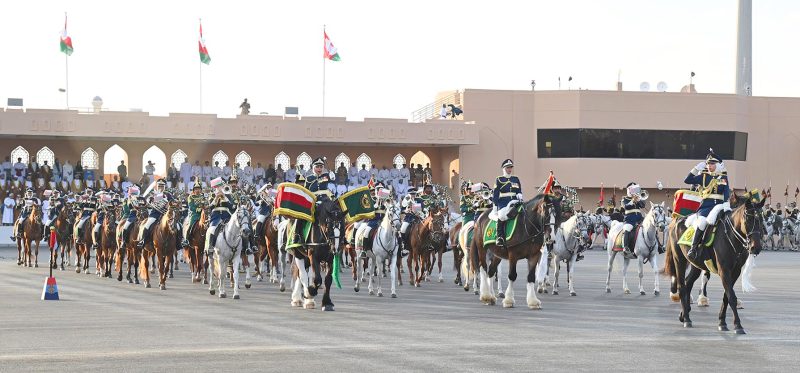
[137,225,153,250]
[121,225,131,245]
[496,220,507,246]
[92,229,100,250]
[254,221,265,240]
[687,228,704,262]
[206,225,220,255]
[625,230,637,258]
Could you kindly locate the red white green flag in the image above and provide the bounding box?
[60,14,73,56]
[323,31,340,61]
[198,20,211,65]
[274,183,317,222]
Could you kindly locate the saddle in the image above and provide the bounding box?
[612,225,641,253]
[483,214,519,245]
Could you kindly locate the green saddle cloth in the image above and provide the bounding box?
[678,225,716,247]
[483,215,519,245]
[286,220,313,251]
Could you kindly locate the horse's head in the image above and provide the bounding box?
[316,198,343,239]
[236,206,252,238]
[384,200,402,232]
[734,190,767,256]
[427,209,446,243]
[523,194,561,240]
[649,201,667,231]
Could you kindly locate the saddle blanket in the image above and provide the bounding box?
[678,225,716,248]
[611,226,641,252]
[483,216,518,245]
[286,220,312,250]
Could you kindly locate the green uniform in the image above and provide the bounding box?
[460,195,476,224]
[187,194,205,228]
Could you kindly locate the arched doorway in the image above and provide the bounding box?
[142,145,167,180]
[410,151,430,169]
[393,154,406,169]
[103,144,129,184]
[335,152,350,170]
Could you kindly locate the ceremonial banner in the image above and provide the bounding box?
[673,189,702,218]
[275,183,316,222]
[338,186,375,223]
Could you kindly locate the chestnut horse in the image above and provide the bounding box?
[117,205,146,284]
[184,208,209,284]
[140,202,179,290]
[50,205,73,270]
[73,212,95,274]
[255,213,283,287]
[408,210,447,287]
[18,204,44,267]
[97,208,118,278]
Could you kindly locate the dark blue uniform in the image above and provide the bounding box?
[492,175,522,210]
[684,171,729,217]
[622,196,645,225]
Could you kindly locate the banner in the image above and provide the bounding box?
[275,183,316,222]
[338,186,375,223]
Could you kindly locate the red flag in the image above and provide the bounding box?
[598,183,604,207]
[198,20,211,64]
[542,171,555,195]
[367,175,375,189]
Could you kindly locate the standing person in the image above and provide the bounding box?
[117,160,128,182]
[440,103,448,119]
[145,161,155,184]
[191,160,202,187]
[62,160,74,183]
[239,98,251,115]
[254,162,265,185]
[285,164,297,183]
[348,162,358,185]
[52,158,62,183]
[180,158,192,188]
[336,162,348,185]
[2,192,15,226]
[424,163,432,180]
[222,161,233,181]
[265,164,276,184]
[274,164,284,184]
[450,169,459,192]
[1,156,11,180]
[358,164,369,186]
[684,149,730,262]
[30,156,40,179]
[13,157,26,181]
[399,164,410,190]
[243,161,254,185]
[74,162,84,181]
[202,161,213,184]
[389,165,399,190]
[370,164,379,183]
[212,161,223,179]
[492,159,522,247]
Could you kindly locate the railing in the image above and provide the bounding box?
[410,91,462,123]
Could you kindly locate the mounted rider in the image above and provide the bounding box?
[44,189,65,232]
[359,181,390,251]
[205,177,235,255]
[180,179,205,248]
[92,190,113,250]
[253,182,275,243]
[684,148,730,262]
[290,157,331,248]
[119,185,141,245]
[75,187,96,244]
[459,180,476,224]
[136,179,174,250]
[492,159,522,246]
[621,182,646,257]
[400,187,423,234]
[11,188,41,241]
[473,182,494,218]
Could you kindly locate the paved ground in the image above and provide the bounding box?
[0,246,798,372]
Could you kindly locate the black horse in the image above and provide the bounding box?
[664,191,765,334]
[290,198,344,311]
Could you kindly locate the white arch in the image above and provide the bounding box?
[36,147,55,167]
[296,152,312,170]
[81,147,100,170]
[103,144,128,176]
[356,153,372,170]
[212,150,228,167]
[275,151,290,171]
[335,153,350,169]
[171,149,188,169]
[393,154,406,169]
[235,151,251,170]
[142,145,167,178]
[11,146,29,165]
[410,151,431,169]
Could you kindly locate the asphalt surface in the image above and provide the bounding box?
[0,245,798,372]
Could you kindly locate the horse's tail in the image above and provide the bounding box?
[662,227,675,277]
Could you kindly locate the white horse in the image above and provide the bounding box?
[605,202,665,295]
[589,213,612,248]
[207,207,251,299]
[544,213,590,296]
[781,218,799,250]
[362,200,402,298]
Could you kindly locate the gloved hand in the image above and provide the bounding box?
[691,162,706,176]
[722,201,732,212]
[516,193,524,201]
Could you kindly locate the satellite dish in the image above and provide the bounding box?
[657,82,668,92]
[639,82,650,92]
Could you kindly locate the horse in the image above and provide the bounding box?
[589,213,612,248]
[780,218,799,250]
[663,192,765,333]
[207,206,251,299]
[355,200,402,298]
[97,207,118,278]
[73,211,94,274]
[184,207,209,284]
[604,202,665,295]
[140,202,179,290]
[541,213,590,296]
[253,212,281,285]
[766,213,783,249]
[50,205,72,271]
[289,198,343,311]
[117,205,145,284]
[408,209,447,287]
[471,194,560,309]
[18,204,44,267]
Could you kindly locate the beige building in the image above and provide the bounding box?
[3,88,799,208]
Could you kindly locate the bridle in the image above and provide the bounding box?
[723,204,764,257]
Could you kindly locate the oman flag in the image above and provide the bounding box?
[198,20,211,64]
[275,183,317,222]
[60,14,73,56]
[323,31,340,61]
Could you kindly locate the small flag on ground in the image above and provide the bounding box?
[41,277,59,300]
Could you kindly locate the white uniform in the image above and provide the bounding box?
[2,196,15,225]
[243,166,254,184]
[202,165,213,182]
[62,163,74,182]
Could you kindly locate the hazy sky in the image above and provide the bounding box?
[1,0,798,120]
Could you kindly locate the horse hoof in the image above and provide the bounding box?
[654,290,660,296]
[233,294,240,300]
[34,263,38,268]
[76,268,81,274]
[378,292,383,297]
[438,278,443,283]
[291,300,302,307]
[117,277,122,282]
[537,288,543,294]
[735,328,746,335]
[543,289,549,294]
[624,289,631,295]
[497,293,505,299]
[354,287,360,293]
[605,288,611,294]
[683,321,692,328]
[168,273,173,279]
[203,279,209,285]
[391,293,397,298]
[552,290,559,296]
[570,292,577,296]
[279,285,286,292]
[640,291,646,296]
[473,290,479,295]
[464,287,470,292]
[160,284,166,290]
[128,279,133,284]
[134,279,140,285]
[369,290,375,296]
[245,283,251,289]
[670,292,680,302]
[145,283,151,288]
[718,325,729,332]
[322,305,335,312]
[219,293,226,298]
[415,283,420,288]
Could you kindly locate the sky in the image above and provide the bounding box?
[1,0,799,120]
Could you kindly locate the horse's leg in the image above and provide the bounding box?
[605,251,615,293]
[622,258,631,294]
[368,252,376,296]
[568,252,577,296]
[389,250,398,298]
[502,254,517,308]
[321,254,335,311]
[207,252,216,295]
[437,249,444,283]
[552,257,561,295]
[375,252,383,297]
[140,251,151,288]
[526,248,543,310]
[244,252,253,289]
[720,266,745,334]
[650,252,660,296]
[487,256,501,300]
[495,260,504,298]
[290,260,303,307]
[232,252,241,299]
[681,265,703,327]
[637,255,645,295]
[34,239,40,268]
[698,271,710,307]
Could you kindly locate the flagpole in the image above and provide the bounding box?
[65,52,69,109]
[199,18,203,114]
[322,25,326,117]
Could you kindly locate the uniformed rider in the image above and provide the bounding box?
[459,181,476,225]
[136,179,174,250]
[492,159,523,246]
[119,186,141,245]
[291,157,331,247]
[205,177,235,255]
[44,190,65,232]
[74,187,96,244]
[253,182,275,243]
[684,149,730,262]
[621,182,646,257]
[358,181,389,251]
[181,180,205,248]
[11,188,41,241]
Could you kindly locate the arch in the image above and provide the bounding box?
[212,150,228,167]
[393,154,406,169]
[102,144,128,177]
[410,151,431,169]
[334,153,350,169]
[275,151,290,171]
[142,145,167,178]
[235,151,251,170]
[171,149,188,169]
[81,147,100,169]
[10,146,29,165]
[36,146,55,167]
[296,152,312,171]
[356,153,372,170]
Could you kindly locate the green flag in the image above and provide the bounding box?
[338,186,375,223]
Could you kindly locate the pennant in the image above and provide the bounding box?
[199,20,211,64]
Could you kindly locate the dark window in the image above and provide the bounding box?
[537,129,579,158]
[621,130,655,158]
[580,129,622,158]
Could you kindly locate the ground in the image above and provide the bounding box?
[0,246,798,372]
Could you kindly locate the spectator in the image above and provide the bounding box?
[167,163,178,185]
[348,162,358,185]
[448,104,463,118]
[265,164,276,184]
[180,158,192,187]
[117,160,128,181]
[212,161,222,179]
[74,162,84,181]
[3,192,15,226]
[424,163,432,179]
[440,104,447,119]
[223,161,232,180]
[53,158,62,183]
[286,164,297,183]
[240,98,251,115]
[202,161,212,183]
[41,160,52,183]
[336,162,348,185]
[145,160,155,184]
[274,164,284,184]
[30,156,39,179]
[1,156,11,180]
[358,164,369,186]
[370,165,379,183]
[414,164,424,187]
[255,162,265,184]
[450,169,459,190]
[399,164,410,189]
[62,160,74,183]
[13,157,26,181]
[244,161,254,185]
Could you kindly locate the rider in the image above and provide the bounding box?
[119,185,141,245]
[44,190,65,232]
[291,157,331,248]
[91,191,112,250]
[181,180,205,249]
[75,187,96,244]
[253,182,274,244]
[621,182,645,258]
[359,181,389,251]
[684,148,730,262]
[492,159,522,246]
[459,181,476,225]
[11,188,41,241]
[136,179,174,250]
[205,177,235,255]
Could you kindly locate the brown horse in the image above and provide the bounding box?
[50,205,73,270]
[117,205,146,284]
[663,192,765,334]
[408,210,446,287]
[140,203,179,290]
[96,207,118,278]
[254,214,283,287]
[449,220,464,285]
[73,212,95,274]
[184,208,209,284]
[17,204,43,267]
[470,194,560,309]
